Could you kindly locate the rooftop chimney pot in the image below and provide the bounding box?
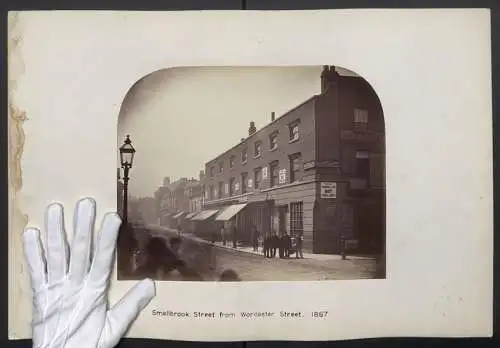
[271,112,276,122]
[248,121,257,136]
[163,176,171,186]
[321,65,339,94]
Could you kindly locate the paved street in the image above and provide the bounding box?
[209,246,377,281]
[125,224,378,281]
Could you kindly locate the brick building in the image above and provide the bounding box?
[154,173,205,228]
[185,171,205,214]
[196,65,385,254]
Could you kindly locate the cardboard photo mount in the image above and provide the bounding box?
[8,9,493,341]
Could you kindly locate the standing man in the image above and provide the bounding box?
[271,231,278,258]
[232,221,238,248]
[295,231,304,259]
[283,233,291,258]
[251,225,259,251]
[263,234,269,257]
[278,233,284,258]
[211,224,217,244]
[220,224,226,246]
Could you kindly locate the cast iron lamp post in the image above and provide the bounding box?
[119,134,136,226]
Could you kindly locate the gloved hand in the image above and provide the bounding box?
[23,198,156,348]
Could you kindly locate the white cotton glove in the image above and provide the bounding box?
[22,198,156,348]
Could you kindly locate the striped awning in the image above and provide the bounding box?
[215,203,247,221]
[190,210,219,221]
[172,211,185,219]
[184,212,198,219]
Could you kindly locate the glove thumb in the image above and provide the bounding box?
[98,278,156,348]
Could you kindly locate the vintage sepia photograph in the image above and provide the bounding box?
[116,66,386,282]
[9,9,492,341]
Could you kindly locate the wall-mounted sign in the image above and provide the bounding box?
[235,182,240,191]
[248,178,253,188]
[225,183,229,194]
[316,160,340,168]
[341,130,380,142]
[262,167,268,179]
[303,161,315,170]
[279,168,287,184]
[320,182,337,199]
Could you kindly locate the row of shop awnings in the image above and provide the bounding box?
[167,203,248,222]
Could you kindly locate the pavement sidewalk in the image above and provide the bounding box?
[143,225,375,261]
[202,239,374,261]
[143,223,375,261]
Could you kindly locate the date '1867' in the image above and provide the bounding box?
[312,311,328,318]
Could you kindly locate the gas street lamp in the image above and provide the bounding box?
[119,134,136,225]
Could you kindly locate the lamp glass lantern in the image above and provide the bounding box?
[119,134,136,168]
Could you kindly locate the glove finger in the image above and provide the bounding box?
[68,197,95,285]
[45,203,69,284]
[88,212,121,286]
[100,278,155,348]
[22,228,47,291]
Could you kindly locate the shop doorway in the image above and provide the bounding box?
[277,205,289,236]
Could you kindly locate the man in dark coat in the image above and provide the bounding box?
[271,232,279,258]
[211,224,217,244]
[295,232,304,259]
[232,223,238,248]
[283,233,292,258]
[220,225,226,246]
[278,234,284,258]
[263,234,270,258]
[251,225,259,251]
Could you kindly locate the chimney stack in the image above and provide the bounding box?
[163,176,171,186]
[271,112,275,122]
[199,170,205,181]
[248,121,257,136]
[241,138,245,142]
[321,65,339,94]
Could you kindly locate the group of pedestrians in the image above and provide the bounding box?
[262,231,304,259]
[213,223,305,259]
[218,223,238,247]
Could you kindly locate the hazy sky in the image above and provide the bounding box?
[118,66,352,197]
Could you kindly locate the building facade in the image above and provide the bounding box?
[185,171,205,213]
[200,65,385,254]
[154,173,205,228]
